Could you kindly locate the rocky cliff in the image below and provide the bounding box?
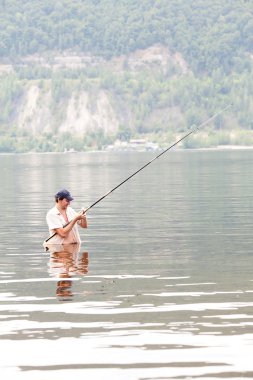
[1,45,187,139]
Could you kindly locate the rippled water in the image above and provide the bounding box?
[1,150,253,379]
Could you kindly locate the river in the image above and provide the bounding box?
[0,149,253,379]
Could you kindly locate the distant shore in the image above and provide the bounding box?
[1,144,253,155]
[196,145,253,151]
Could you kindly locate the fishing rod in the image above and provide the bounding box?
[45,104,231,243]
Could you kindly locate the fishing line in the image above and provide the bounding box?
[45,104,231,243]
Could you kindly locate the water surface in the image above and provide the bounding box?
[1,150,253,379]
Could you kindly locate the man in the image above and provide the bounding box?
[45,189,87,244]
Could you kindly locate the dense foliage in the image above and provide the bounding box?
[0,0,252,74]
[0,0,253,152]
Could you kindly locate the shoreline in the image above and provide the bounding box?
[1,145,253,155]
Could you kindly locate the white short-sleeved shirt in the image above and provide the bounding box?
[46,205,81,244]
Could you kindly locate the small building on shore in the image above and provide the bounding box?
[105,139,160,152]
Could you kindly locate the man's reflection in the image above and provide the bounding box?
[56,274,73,299]
[44,243,88,300]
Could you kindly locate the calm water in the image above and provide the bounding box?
[0,149,253,379]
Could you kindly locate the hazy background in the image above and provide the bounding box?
[0,0,253,152]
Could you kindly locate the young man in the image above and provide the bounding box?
[46,189,87,244]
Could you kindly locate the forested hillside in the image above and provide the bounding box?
[1,0,252,74]
[0,0,253,152]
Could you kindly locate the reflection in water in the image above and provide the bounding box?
[44,243,88,300]
[56,277,73,300]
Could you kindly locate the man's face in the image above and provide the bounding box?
[59,198,71,209]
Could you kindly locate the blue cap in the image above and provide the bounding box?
[55,189,74,201]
